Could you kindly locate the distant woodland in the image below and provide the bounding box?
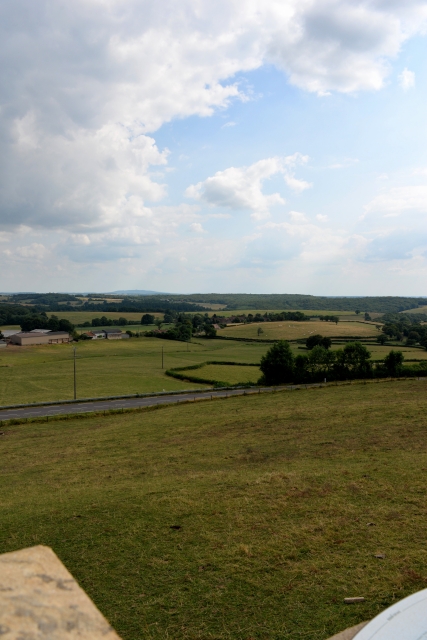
[1,292,427,318]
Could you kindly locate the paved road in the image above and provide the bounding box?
[0,383,330,422]
[0,387,281,421]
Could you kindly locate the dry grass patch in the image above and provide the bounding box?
[221,320,380,341]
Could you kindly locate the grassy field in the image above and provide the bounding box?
[403,305,427,315]
[2,380,427,639]
[190,363,261,385]
[0,338,270,406]
[220,321,380,341]
[1,335,426,406]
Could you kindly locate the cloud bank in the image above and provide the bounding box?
[1,0,427,291]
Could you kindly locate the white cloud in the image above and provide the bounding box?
[5,243,48,262]
[289,211,308,222]
[398,67,415,90]
[327,158,359,169]
[222,121,237,128]
[190,222,206,233]
[364,185,427,217]
[0,0,425,236]
[186,154,310,219]
[1,0,427,288]
[316,214,328,221]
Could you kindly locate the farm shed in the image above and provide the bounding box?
[47,332,72,344]
[9,332,51,346]
[9,331,72,346]
[103,329,123,339]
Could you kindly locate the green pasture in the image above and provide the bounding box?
[181,363,261,386]
[0,338,269,406]
[403,305,427,315]
[2,333,426,406]
[220,320,380,341]
[2,380,427,639]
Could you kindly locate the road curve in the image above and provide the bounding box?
[0,385,324,422]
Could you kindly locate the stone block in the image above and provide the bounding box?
[0,545,121,639]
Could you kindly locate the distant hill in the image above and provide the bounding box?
[110,290,170,296]
[157,293,427,314]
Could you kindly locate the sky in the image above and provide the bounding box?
[1,0,427,295]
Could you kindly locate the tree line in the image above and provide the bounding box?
[259,340,426,385]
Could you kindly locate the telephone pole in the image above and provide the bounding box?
[73,347,77,399]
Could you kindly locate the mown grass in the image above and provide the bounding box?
[1,380,427,639]
[220,321,380,341]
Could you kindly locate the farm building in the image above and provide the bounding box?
[1,329,21,339]
[9,331,72,346]
[103,329,123,339]
[47,332,72,344]
[9,332,50,346]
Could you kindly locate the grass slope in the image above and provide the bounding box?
[1,380,427,639]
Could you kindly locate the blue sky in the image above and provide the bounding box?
[1,1,427,294]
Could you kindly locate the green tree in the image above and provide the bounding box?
[306,334,323,350]
[306,334,331,350]
[334,342,372,379]
[47,315,60,331]
[141,314,155,325]
[259,341,294,385]
[307,346,335,377]
[58,319,75,333]
[383,350,404,376]
[257,327,264,336]
[204,324,217,338]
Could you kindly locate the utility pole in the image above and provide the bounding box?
[73,347,77,399]
[162,345,164,369]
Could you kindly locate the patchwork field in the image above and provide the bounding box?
[0,338,269,406]
[220,320,380,341]
[1,380,427,639]
[1,334,426,407]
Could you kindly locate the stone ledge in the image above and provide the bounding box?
[327,621,368,639]
[0,545,121,639]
